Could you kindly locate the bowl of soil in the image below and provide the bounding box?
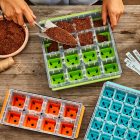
[0,16,29,58]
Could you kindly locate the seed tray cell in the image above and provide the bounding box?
[84,82,140,140]
[40,9,122,90]
[0,89,85,139]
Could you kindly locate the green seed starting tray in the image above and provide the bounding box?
[39,9,122,91]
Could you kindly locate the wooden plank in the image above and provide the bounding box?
[0,5,140,140]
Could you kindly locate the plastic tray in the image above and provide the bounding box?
[39,9,122,91]
[0,89,85,139]
[84,81,140,140]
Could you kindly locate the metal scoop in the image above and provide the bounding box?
[35,20,77,46]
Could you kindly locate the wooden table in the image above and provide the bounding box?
[0,5,140,140]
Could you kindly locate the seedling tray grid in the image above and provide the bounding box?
[84,81,140,140]
[39,9,122,91]
[0,89,85,139]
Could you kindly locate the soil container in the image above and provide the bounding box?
[72,17,92,31]
[0,18,28,58]
[56,21,75,33]
[97,34,108,43]
[45,27,77,46]
[78,32,93,46]
[94,19,103,27]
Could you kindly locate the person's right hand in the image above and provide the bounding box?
[0,0,36,26]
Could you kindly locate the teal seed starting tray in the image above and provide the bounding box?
[39,9,122,91]
[84,81,140,140]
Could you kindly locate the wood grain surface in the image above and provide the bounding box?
[0,5,140,140]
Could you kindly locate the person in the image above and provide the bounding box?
[0,0,124,29]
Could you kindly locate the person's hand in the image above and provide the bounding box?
[0,0,36,26]
[102,0,124,29]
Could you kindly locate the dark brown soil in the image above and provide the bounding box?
[72,17,92,31]
[63,45,76,50]
[0,20,25,55]
[97,34,108,43]
[78,32,93,46]
[56,21,75,33]
[47,41,58,53]
[45,27,77,46]
[94,19,103,27]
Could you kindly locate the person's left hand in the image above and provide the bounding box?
[102,0,124,29]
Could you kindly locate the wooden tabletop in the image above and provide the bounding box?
[0,5,140,140]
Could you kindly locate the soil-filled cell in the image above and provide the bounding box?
[93,19,103,27]
[63,44,76,50]
[72,17,92,31]
[97,32,110,43]
[78,32,93,46]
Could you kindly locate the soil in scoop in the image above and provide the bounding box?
[56,21,75,33]
[94,19,103,27]
[97,34,108,43]
[72,17,92,31]
[45,27,77,46]
[0,20,25,55]
[78,32,93,46]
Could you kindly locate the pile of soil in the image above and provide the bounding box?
[94,19,103,27]
[78,32,93,46]
[45,27,77,46]
[56,21,75,33]
[0,20,25,55]
[72,17,92,31]
[97,34,108,43]
[47,41,58,53]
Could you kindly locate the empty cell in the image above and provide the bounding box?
[114,90,126,102]
[69,69,83,81]
[125,94,137,105]
[11,93,26,108]
[59,122,74,137]
[118,115,129,127]
[100,48,114,59]
[91,119,103,130]
[51,73,65,85]
[48,57,62,69]
[24,115,38,129]
[104,63,119,74]
[103,87,114,98]
[87,129,99,140]
[83,50,97,63]
[28,98,43,112]
[86,66,101,77]
[100,134,111,140]
[138,98,140,107]
[130,119,140,130]
[126,130,138,140]
[6,111,21,125]
[78,32,94,46]
[97,32,110,43]
[95,108,107,119]
[41,118,56,133]
[103,123,114,134]
[114,127,126,138]
[64,105,78,119]
[122,105,133,116]
[99,98,111,109]
[107,112,118,123]
[113,138,121,140]
[65,54,80,66]
[110,102,122,113]
[46,101,61,116]
[134,109,140,119]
